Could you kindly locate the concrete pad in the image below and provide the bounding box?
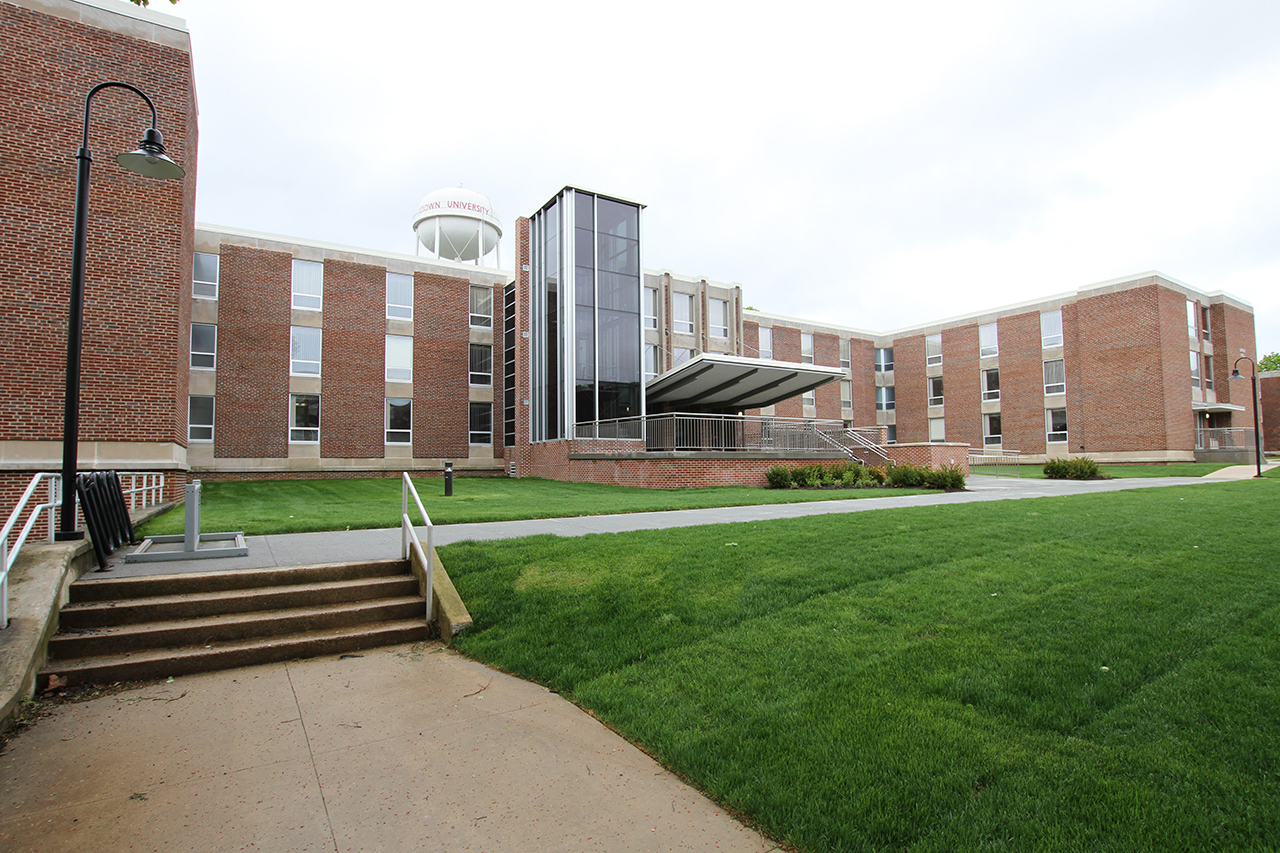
[1201,462,1278,479]
[0,644,779,852]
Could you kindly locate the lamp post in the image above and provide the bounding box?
[1229,355,1265,480]
[56,82,185,541]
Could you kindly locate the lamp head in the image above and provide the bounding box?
[116,127,184,180]
[1230,368,1243,380]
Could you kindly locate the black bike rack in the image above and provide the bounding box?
[76,471,137,570]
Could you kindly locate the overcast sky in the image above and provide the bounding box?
[169,0,1280,354]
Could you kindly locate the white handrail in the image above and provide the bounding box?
[1,473,62,628]
[401,473,434,622]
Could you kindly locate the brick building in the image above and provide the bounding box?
[1,0,1269,530]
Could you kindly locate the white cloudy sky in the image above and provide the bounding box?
[166,0,1280,353]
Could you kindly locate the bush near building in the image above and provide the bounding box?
[766,461,965,491]
[1043,457,1108,480]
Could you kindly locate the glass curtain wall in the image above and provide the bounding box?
[531,188,643,440]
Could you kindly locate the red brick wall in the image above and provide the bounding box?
[215,245,290,458]
[997,311,1046,455]
[1155,287,1195,454]
[743,320,760,358]
[414,273,471,459]
[893,334,927,443]
[943,324,981,448]
[1215,302,1259,432]
[884,443,970,473]
[0,3,195,451]
[814,332,841,419]
[771,325,802,419]
[1260,372,1279,452]
[850,338,876,427]
[321,259,384,458]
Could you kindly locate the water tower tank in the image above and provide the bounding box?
[412,187,502,263]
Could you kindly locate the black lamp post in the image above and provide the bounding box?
[56,82,185,541]
[1229,355,1265,480]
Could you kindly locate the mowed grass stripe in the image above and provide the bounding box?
[444,481,1280,852]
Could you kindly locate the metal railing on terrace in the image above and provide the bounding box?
[1196,428,1256,451]
[570,414,887,458]
[968,448,1024,478]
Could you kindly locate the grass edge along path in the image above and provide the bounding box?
[442,480,1280,853]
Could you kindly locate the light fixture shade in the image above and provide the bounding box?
[1230,369,1243,379]
[116,127,184,180]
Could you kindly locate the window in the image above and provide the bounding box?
[982,368,1000,401]
[673,347,694,367]
[193,252,218,299]
[673,292,694,333]
[290,393,319,442]
[190,323,216,369]
[386,397,411,444]
[386,272,413,320]
[759,327,773,360]
[876,385,895,411]
[928,376,944,407]
[841,379,852,409]
[875,347,893,372]
[1187,300,1198,340]
[979,323,998,357]
[926,334,942,366]
[1201,306,1211,341]
[385,334,413,382]
[644,344,660,381]
[290,326,321,375]
[1190,351,1201,388]
[1041,310,1063,348]
[984,413,1002,446]
[885,424,897,444]
[469,343,492,386]
[802,388,816,407]
[929,417,945,443]
[189,396,214,442]
[840,339,851,369]
[708,298,729,339]
[469,285,492,328]
[1047,408,1068,443]
[1205,355,1214,390]
[469,402,492,444]
[643,287,659,329]
[801,333,814,364]
[291,259,322,310]
[1044,359,1065,395]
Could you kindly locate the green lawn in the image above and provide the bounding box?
[974,461,1235,480]
[136,477,933,537]
[443,480,1280,852]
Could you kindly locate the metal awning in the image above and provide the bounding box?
[1192,401,1246,413]
[645,352,845,414]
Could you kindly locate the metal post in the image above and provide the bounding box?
[444,461,453,497]
[1251,372,1264,479]
[57,145,93,541]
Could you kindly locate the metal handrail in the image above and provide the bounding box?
[841,428,893,464]
[571,413,860,455]
[968,448,1024,478]
[1195,427,1255,450]
[1,473,62,627]
[401,473,434,622]
[119,472,166,511]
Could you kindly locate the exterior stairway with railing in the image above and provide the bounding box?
[816,427,894,466]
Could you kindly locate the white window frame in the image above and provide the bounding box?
[875,347,893,372]
[188,395,214,442]
[673,293,694,333]
[470,285,492,328]
[801,333,814,364]
[758,327,773,360]
[840,338,851,369]
[929,417,945,443]
[1190,350,1201,388]
[673,347,694,367]
[926,334,942,366]
[982,367,1000,401]
[928,376,944,407]
[644,344,660,381]
[708,298,729,339]
[386,334,413,382]
[979,323,998,357]
[469,342,492,386]
[291,259,323,311]
[885,424,897,445]
[290,393,320,443]
[1187,300,1198,340]
[876,385,895,411]
[983,413,1002,447]
[1047,408,1068,444]
[841,379,852,409]
[1044,359,1065,395]
[1200,305,1211,342]
[190,323,216,370]
[385,397,411,444]
[469,401,492,445]
[387,272,413,320]
[643,287,659,329]
[290,326,321,376]
[1041,310,1063,348]
[1205,355,1214,390]
[193,252,219,300]
[802,388,816,407]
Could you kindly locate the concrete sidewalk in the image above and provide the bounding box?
[0,642,781,852]
[97,469,1260,579]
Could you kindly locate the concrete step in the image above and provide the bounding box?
[68,560,407,603]
[38,620,431,687]
[58,575,420,629]
[47,596,428,659]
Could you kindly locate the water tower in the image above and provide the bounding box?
[412,187,502,266]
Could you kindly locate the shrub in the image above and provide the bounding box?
[885,462,928,488]
[793,463,823,488]
[866,466,887,485]
[1043,458,1071,479]
[926,463,966,491]
[765,465,792,489]
[1044,456,1105,480]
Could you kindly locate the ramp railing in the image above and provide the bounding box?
[401,473,434,622]
[1,473,61,628]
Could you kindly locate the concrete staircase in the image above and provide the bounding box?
[38,560,431,688]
